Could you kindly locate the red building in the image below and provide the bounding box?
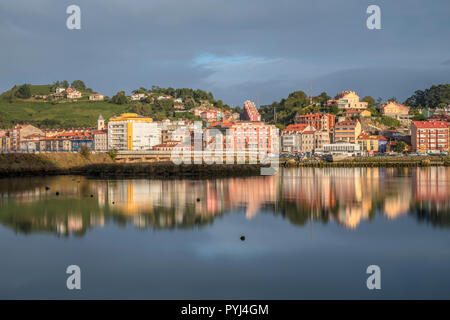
[411,121,449,153]
[294,113,336,131]
[243,100,261,121]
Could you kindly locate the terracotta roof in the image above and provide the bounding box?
[283,124,308,132]
[412,121,448,129]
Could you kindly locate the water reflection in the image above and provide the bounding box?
[0,167,449,236]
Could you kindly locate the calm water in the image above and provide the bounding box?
[0,167,449,299]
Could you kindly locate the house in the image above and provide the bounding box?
[357,133,384,155]
[130,93,146,101]
[89,94,104,101]
[333,120,362,143]
[343,109,372,118]
[0,131,11,152]
[52,92,65,100]
[20,133,45,152]
[157,95,173,101]
[66,88,82,99]
[70,133,94,152]
[55,87,66,94]
[10,124,45,151]
[92,130,108,151]
[381,102,412,124]
[200,110,219,121]
[411,121,449,153]
[327,91,368,110]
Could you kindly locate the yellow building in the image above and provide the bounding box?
[89,94,104,101]
[357,133,380,154]
[328,91,368,110]
[381,102,409,116]
[108,113,161,151]
[381,101,412,124]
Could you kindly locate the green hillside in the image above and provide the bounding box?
[0,99,127,128]
[0,83,235,129]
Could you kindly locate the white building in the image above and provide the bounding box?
[316,142,361,156]
[108,113,161,151]
[130,93,147,101]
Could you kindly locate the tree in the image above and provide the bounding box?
[108,148,118,161]
[132,87,147,94]
[375,97,383,109]
[412,113,426,121]
[15,84,32,99]
[111,91,128,105]
[317,92,331,106]
[328,105,340,115]
[361,96,375,108]
[71,80,86,91]
[62,80,70,88]
[404,84,450,108]
[393,141,406,153]
[387,97,398,103]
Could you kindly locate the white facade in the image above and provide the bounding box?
[108,120,161,151]
[132,122,161,150]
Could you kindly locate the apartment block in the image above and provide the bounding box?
[411,121,449,153]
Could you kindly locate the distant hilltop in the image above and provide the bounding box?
[0,82,238,129]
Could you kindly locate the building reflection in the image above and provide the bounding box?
[0,167,449,235]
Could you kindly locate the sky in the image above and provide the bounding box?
[0,0,449,106]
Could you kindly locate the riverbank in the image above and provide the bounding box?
[0,153,265,178]
[282,156,450,168]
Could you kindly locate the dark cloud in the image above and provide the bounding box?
[0,0,449,105]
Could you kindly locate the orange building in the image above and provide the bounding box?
[411,121,449,153]
[294,113,336,131]
[333,120,362,143]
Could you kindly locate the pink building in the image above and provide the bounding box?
[243,100,261,121]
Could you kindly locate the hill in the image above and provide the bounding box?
[0,84,233,129]
[0,99,128,128]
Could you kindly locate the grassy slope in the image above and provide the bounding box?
[0,84,126,128]
[0,100,128,128]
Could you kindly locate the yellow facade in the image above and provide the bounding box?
[381,102,409,116]
[127,122,133,151]
[109,113,153,123]
[358,135,379,153]
[360,110,372,117]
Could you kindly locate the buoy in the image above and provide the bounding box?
[45,186,50,190]
[240,235,245,241]
[90,194,94,198]
[56,192,59,196]
[196,198,200,202]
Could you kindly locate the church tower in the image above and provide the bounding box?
[97,114,105,130]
